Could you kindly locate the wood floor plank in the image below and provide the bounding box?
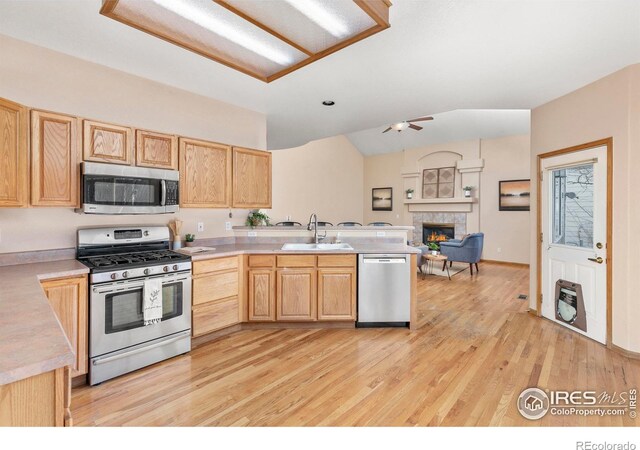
[72,262,640,426]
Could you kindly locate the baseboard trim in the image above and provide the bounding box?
[480,259,530,267]
[611,343,640,360]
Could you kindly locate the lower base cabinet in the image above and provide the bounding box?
[192,297,239,337]
[317,268,356,321]
[248,269,276,321]
[276,268,316,321]
[0,366,71,427]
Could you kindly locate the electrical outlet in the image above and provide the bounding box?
[197,222,204,232]
[225,221,231,231]
[248,231,257,237]
[286,215,291,221]
[497,247,502,253]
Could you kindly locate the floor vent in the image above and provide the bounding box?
[518,294,528,300]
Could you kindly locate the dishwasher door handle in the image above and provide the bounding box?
[362,257,407,264]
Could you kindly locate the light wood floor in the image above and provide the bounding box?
[72,262,640,426]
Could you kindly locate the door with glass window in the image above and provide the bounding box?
[540,145,608,344]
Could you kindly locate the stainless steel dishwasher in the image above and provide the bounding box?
[357,254,411,327]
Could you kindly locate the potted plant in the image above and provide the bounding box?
[406,188,414,199]
[428,242,440,255]
[463,186,473,198]
[185,234,195,247]
[246,210,270,228]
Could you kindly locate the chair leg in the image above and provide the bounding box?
[469,263,473,275]
[475,262,479,273]
[450,261,453,267]
[442,261,447,271]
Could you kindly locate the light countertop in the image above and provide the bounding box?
[0,260,89,385]
[179,242,420,260]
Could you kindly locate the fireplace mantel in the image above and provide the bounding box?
[404,197,476,212]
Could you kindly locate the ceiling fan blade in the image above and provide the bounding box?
[408,123,423,131]
[382,127,392,133]
[407,116,434,123]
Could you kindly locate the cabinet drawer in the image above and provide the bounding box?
[277,255,316,268]
[192,297,239,337]
[249,254,275,268]
[193,271,239,305]
[317,254,356,268]
[193,256,239,275]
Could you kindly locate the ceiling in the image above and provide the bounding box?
[0,1,639,152]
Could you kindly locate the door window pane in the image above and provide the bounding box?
[551,164,594,248]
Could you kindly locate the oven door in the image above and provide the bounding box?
[90,272,191,358]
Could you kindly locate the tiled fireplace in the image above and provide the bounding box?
[412,212,467,244]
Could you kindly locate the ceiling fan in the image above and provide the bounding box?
[382,116,434,133]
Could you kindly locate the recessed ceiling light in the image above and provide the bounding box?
[322,100,335,106]
[151,0,293,65]
[283,0,349,38]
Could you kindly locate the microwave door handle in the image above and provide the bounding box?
[160,179,166,206]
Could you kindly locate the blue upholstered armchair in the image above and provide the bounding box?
[439,233,484,275]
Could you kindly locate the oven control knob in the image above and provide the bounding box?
[110,273,117,280]
[122,271,128,278]
[172,264,178,271]
[144,268,150,275]
[163,266,169,272]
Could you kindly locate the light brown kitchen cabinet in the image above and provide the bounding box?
[135,129,178,170]
[30,110,80,207]
[248,269,276,321]
[179,137,231,208]
[232,147,272,209]
[317,268,357,321]
[0,97,29,207]
[40,275,88,378]
[83,119,133,165]
[191,256,241,337]
[276,268,316,321]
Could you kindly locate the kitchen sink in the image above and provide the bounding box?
[281,243,354,251]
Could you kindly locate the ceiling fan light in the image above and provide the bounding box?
[392,122,410,131]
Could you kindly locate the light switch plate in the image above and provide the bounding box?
[197,222,204,232]
[376,231,386,237]
[248,231,257,237]
[225,221,231,231]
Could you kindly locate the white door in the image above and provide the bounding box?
[541,145,608,344]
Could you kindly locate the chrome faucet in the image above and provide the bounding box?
[307,213,326,244]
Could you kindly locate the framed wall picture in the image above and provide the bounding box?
[499,179,531,211]
[372,187,393,211]
[422,167,455,199]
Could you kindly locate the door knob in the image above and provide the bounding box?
[587,256,604,264]
[596,242,603,249]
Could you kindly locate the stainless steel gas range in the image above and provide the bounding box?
[77,226,192,385]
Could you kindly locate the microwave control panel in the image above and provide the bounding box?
[165,180,179,206]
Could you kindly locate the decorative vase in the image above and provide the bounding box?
[431,250,439,256]
[185,240,195,247]
[173,239,182,250]
[464,190,471,198]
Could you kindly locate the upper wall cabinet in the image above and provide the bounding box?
[136,129,178,170]
[83,119,133,165]
[179,137,231,208]
[31,110,80,207]
[0,98,29,207]
[232,147,272,209]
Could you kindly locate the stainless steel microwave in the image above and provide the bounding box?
[80,162,179,214]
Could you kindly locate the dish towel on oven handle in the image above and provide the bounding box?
[143,278,163,326]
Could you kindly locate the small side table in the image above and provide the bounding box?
[423,253,451,280]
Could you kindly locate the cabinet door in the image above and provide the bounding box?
[0,98,28,207]
[83,119,133,165]
[248,269,275,321]
[276,269,316,321]
[232,147,272,208]
[31,110,80,207]
[179,137,231,207]
[317,268,356,321]
[135,129,178,170]
[40,276,88,377]
[192,297,239,337]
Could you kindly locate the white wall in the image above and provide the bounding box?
[270,135,364,226]
[0,34,266,253]
[480,135,531,264]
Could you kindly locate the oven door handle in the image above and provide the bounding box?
[92,330,191,366]
[160,179,167,206]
